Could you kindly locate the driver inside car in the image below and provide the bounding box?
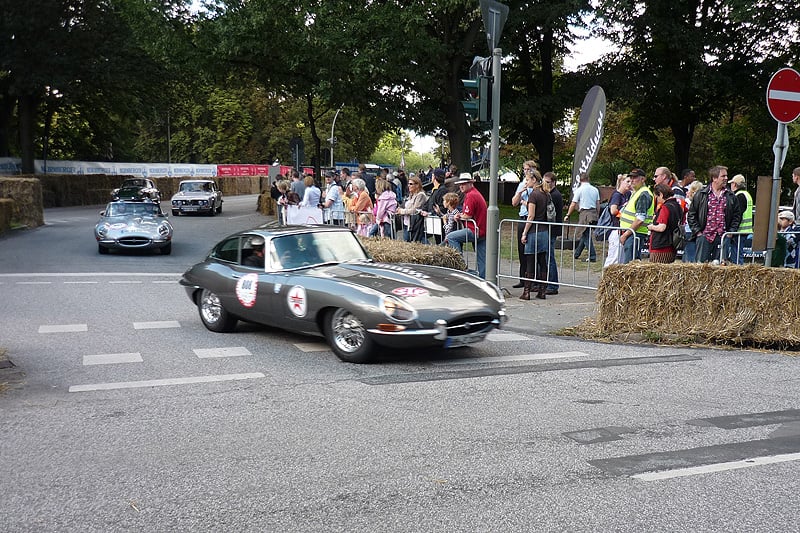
[243,236,265,268]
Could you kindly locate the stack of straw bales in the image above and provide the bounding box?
[596,262,800,349]
[361,237,467,271]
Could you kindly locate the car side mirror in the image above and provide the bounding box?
[100,210,106,216]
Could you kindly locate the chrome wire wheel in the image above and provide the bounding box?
[200,291,223,324]
[198,289,236,332]
[330,308,366,354]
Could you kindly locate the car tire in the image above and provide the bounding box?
[172,209,179,216]
[208,207,216,217]
[216,202,222,214]
[161,242,172,255]
[198,289,237,333]
[325,308,374,363]
[98,244,109,255]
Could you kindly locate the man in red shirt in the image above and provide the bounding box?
[446,173,487,278]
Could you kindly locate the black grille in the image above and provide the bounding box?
[119,237,152,246]
[446,315,496,336]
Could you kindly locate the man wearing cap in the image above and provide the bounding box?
[778,210,800,268]
[446,173,487,278]
[243,236,266,268]
[617,168,653,263]
[727,174,753,264]
[686,165,741,263]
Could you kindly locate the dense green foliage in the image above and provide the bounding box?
[1,0,799,193]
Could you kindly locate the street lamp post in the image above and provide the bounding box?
[329,105,343,167]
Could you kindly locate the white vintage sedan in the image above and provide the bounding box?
[170,179,223,216]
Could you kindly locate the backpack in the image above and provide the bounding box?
[672,225,686,251]
[594,205,614,240]
[667,201,685,251]
[546,193,557,223]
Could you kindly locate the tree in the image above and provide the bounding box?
[0,0,186,171]
[592,0,800,173]
[501,0,593,173]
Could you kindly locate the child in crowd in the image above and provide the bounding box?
[442,192,461,238]
[356,213,372,237]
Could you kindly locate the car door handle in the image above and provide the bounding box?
[231,274,241,279]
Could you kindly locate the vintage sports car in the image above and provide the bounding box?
[171,179,223,216]
[111,178,161,202]
[95,200,174,255]
[179,225,507,363]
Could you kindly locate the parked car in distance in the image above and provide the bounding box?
[179,225,507,363]
[95,200,173,255]
[111,178,161,202]
[171,179,223,216]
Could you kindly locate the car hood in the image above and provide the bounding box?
[312,261,502,305]
[173,191,213,198]
[97,216,166,230]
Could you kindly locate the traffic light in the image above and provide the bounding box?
[461,75,491,124]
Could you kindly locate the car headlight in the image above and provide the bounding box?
[380,295,417,322]
[97,224,108,238]
[480,280,505,303]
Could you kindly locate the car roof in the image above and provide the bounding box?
[179,179,214,183]
[232,224,354,241]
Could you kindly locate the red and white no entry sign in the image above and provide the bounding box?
[766,67,800,124]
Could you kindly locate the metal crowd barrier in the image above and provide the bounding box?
[719,231,761,264]
[497,218,645,291]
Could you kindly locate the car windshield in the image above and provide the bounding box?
[180,182,209,193]
[270,231,368,269]
[106,203,158,216]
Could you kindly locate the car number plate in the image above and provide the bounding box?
[183,206,198,211]
[444,331,489,348]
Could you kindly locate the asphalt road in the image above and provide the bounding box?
[1,196,798,532]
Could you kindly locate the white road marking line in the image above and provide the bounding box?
[17,281,52,285]
[151,281,175,284]
[83,352,143,365]
[38,324,88,333]
[68,372,266,392]
[434,351,590,365]
[133,320,181,330]
[295,342,330,352]
[193,347,251,359]
[109,280,143,284]
[632,452,800,481]
[64,281,98,284]
[486,331,529,341]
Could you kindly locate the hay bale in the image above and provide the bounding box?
[360,237,467,270]
[0,177,44,227]
[596,262,800,349]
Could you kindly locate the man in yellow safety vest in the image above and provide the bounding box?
[727,174,752,264]
[618,168,655,263]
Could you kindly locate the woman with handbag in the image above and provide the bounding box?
[647,183,683,263]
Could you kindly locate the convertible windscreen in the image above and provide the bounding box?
[106,203,159,216]
[270,231,368,269]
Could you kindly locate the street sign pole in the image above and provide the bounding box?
[763,67,800,266]
[765,122,789,266]
[479,0,507,285]
[485,47,502,284]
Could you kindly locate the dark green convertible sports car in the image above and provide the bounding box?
[179,225,507,363]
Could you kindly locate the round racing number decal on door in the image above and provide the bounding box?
[287,285,307,317]
[235,273,259,308]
